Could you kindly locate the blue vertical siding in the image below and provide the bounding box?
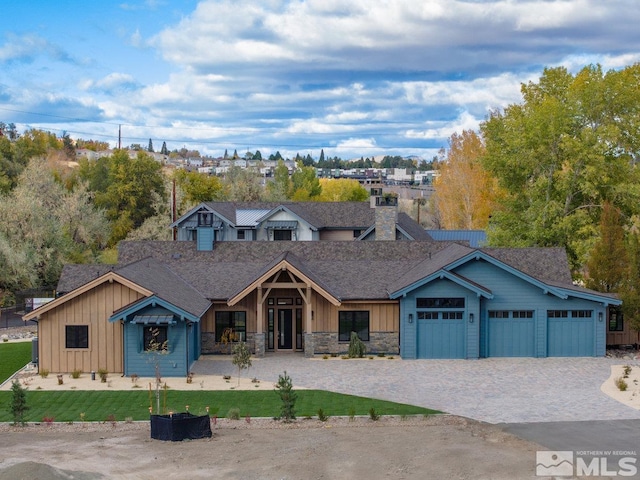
[417,318,465,358]
[486,316,535,357]
[197,227,214,251]
[400,258,608,359]
[547,317,594,357]
[123,323,189,377]
[400,279,476,359]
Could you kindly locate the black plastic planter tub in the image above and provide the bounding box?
[150,413,212,441]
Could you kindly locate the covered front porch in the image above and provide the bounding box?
[200,253,341,357]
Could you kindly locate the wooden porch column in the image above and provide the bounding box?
[305,286,312,333]
[256,287,263,334]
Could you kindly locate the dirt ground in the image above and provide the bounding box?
[0,415,548,480]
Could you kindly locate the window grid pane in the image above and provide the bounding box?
[338,311,370,342]
[65,325,88,349]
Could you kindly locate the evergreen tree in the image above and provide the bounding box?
[9,379,28,426]
[319,149,325,164]
[61,131,75,158]
[275,371,297,422]
[232,149,239,160]
[223,149,228,159]
[160,141,168,155]
[621,233,640,333]
[148,139,154,152]
[585,202,629,292]
[253,150,262,160]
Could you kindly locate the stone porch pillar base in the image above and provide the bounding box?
[304,333,315,358]
[254,333,266,358]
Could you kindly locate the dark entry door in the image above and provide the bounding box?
[278,309,293,349]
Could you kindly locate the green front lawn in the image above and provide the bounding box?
[0,342,442,423]
[0,389,441,423]
[0,341,31,382]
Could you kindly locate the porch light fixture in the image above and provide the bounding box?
[598,312,603,322]
[408,313,413,324]
[469,313,474,323]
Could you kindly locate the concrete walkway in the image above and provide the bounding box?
[192,354,640,424]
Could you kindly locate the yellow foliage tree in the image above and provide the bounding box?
[317,178,368,202]
[433,130,500,230]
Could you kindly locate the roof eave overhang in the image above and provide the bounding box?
[395,225,414,240]
[22,272,153,321]
[444,251,568,299]
[257,205,318,231]
[108,295,201,323]
[389,270,493,300]
[169,203,215,228]
[554,289,622,306]
[227,260,340,307]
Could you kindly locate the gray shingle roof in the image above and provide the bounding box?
[57,258,210,318]
[195,201,434,238]
[57,240,594,308]
[115,258,211,317]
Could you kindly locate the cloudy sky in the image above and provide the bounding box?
[1,0,638,160]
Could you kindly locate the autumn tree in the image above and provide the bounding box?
[621,233,640,332]
[585,202,629,292]
[481,64,640,271]
[432,130,498,230]
[222,165,264,201]
[317,178,368,202]
[75,138,110,151]
[75,150,166,244]
[0,157,109,293]
[174,169,224,208]
[290,165,321,201]
[265,160,292,201]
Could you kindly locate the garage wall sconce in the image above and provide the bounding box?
[469,313,474,323]
[408,313,413,323]
[598,312,603,322]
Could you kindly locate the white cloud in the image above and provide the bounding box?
[406,111,481,140]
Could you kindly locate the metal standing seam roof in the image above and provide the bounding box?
[426,230,487,247]
[235,209,271,227]
[131,315,177,325]
[264,221,299,229]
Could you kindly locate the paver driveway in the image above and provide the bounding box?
[192,355,640,424]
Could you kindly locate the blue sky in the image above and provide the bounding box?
[1,0,639,160]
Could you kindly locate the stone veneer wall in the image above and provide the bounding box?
[311,332,399,355]
[201,332,398,356]
[201,332,256,354]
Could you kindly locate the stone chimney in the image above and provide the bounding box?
[374,193,398,241]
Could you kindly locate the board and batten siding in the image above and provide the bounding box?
[312,295,398,335]
[456,260,606,357]
[399,278,478,359]
[37,281,144,374]
[201,292,258,334]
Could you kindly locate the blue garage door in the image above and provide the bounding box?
[417,312,465,359]
[547,310,594,356]
[487,310,535,357]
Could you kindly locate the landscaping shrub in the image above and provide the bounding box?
[615,377,628,391]
[348,332,366,358]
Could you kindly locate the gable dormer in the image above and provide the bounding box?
[171,205,224,250]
